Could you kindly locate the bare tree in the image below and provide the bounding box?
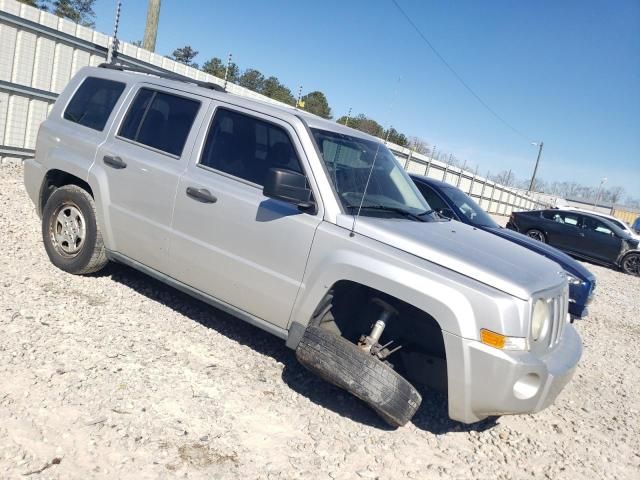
[606,186,625,204]
[490,170,515,187]
[408,136,430,155]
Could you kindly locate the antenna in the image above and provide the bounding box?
[349,143,383,237]
[107,1,122,64]
[223,53,233,90]
[349,76,402,237]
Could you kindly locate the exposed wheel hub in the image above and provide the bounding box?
[358,298,403,361]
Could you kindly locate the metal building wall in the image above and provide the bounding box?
[0,0,557,214]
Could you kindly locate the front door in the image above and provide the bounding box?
[93,84,208,272]
[169,104,322,328]
[578,216,622,263]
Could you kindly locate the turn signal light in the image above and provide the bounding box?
[480,329,528,350]
[480,329,506,349]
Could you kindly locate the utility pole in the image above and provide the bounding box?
[528,141,544,192]
[593,177,607,209]
[296,85,303,109]
[143,0,161,52]
[344,107,352,127]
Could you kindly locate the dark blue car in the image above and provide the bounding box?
[410,175,596,320]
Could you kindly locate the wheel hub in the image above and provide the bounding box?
[51,203,86,256]
[624,254,640,275]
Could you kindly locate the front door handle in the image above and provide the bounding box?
[103,155,127,169]
[186,187,217,204]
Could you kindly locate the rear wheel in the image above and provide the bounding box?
[621,253,640,276]
[526,229,546,243]
[42,185,108,275]
[296,325,422,428]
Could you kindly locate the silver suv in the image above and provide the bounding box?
[24,65,582,427]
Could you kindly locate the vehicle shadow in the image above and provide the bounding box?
[98,262,498,434]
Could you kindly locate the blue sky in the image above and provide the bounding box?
[93,0,639,199]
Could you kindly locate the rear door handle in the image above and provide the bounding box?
[186,187,217,204]
[103,155,127,169]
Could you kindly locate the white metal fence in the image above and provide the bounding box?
[0,0,557,214]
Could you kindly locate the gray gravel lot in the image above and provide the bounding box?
[1,163,639,479]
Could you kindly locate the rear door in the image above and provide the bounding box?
[540,210,583,252]
[168,104,323,328]
[578,217,622,263]
[93,84,208,272]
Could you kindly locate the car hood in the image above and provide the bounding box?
[339,215,566,301]
[484,226,595,282]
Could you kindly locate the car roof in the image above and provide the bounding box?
[548,208,627,232]
[409,174,451,189]
[560,206,625,223]
[83,66,379,142]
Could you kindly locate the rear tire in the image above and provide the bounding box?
[621,253,640,276]
[526,229,547,243]
[296,326,422,428]
[42,185,108,275]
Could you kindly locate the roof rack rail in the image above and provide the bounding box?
[98,62,226,92]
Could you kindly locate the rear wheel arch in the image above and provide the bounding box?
[40,169,94,215]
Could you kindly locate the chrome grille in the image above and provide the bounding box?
[548,291,568,348]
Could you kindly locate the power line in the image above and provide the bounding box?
[390,0,532,142]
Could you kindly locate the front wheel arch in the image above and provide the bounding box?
[300,281,448,389]
[620,251,640,276]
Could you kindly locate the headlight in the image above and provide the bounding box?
[531,299,552,341]
[566,273,582,286]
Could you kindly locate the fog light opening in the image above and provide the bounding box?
[513,373,541,400]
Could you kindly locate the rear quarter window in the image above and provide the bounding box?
[63,77,126,131]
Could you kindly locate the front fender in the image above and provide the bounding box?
[287,222,527,348]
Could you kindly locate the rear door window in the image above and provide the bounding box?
[63,77,126,131]
[543,210,579,226]
[119,88,201,157]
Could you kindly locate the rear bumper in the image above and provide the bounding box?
[443,324,582,423]
[23,157,46,217]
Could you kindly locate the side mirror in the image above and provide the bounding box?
[263,168,315,212]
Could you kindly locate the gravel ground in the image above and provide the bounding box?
[1,163,639,479]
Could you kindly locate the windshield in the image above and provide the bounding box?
[441,186,498,227]
[311,128,431,219]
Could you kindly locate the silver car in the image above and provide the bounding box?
[23,65,582,427]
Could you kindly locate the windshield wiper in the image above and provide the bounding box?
[346,205,431,222]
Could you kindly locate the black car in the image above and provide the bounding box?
[507,208,640,276]
[410,175,596,320]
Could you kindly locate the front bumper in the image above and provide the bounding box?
[443,324,582,423]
